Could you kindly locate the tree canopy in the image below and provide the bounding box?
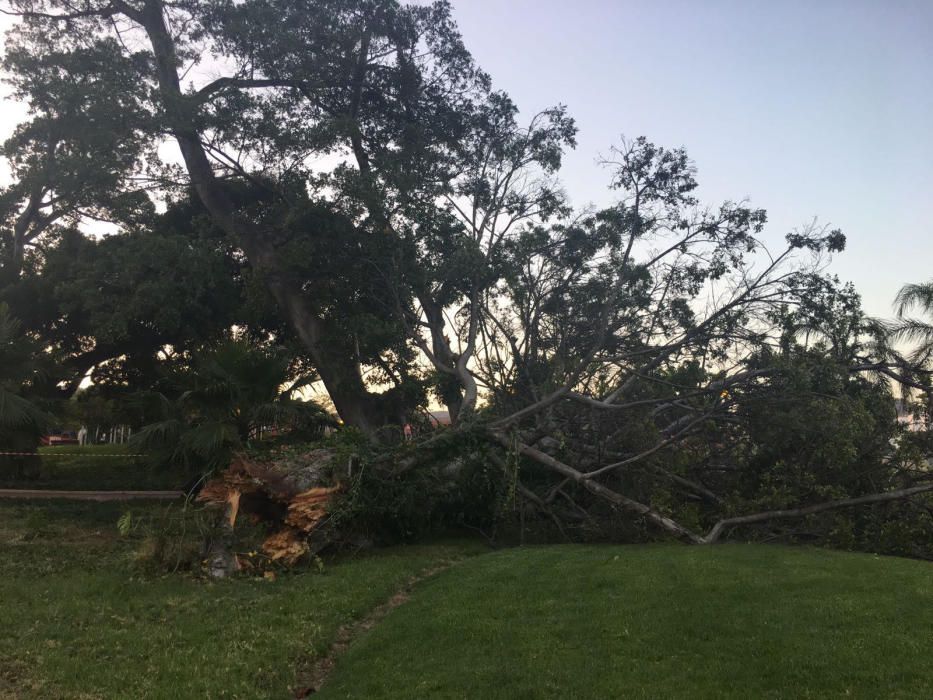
[1,0,931,557]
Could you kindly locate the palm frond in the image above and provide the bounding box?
[135,339,330,470]
[131,419,185,454]
[894,281,933,318]
[0,388,49,433]
[886,318,933,347]
[279,372,319,400]
[180,421,239,463]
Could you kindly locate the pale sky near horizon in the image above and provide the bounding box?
[1,0,931,321]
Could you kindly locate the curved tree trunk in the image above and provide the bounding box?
[134,0,397,437]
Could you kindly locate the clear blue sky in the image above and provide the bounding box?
[449,0,933,318]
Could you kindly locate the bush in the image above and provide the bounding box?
[117,504,216,575]
[325,429,507,544]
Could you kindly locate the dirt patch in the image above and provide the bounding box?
[291,561,457,697]
[0,657,46,699]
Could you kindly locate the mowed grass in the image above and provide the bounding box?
[320,544,933,699]
[0,500,484,699]
[1,444,187,491]
[4,493,932,700]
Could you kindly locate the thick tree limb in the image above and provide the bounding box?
[191,77,343,105]
[1,3,119,21]
[490,430,933,548]
[583,411,713,478]
[488,386,570,430]
[701,483,933,544]
[491,432,705,543]
[850,362,931,392]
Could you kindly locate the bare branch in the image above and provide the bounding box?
[702,483,933,544]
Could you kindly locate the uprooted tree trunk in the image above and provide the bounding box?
[197,450,346,577]
[195,418,933,577]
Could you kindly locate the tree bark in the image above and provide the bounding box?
[133,0,393,435]
[491,431,933,548]
[701,483,933,544]
[491,432,706,544]
[419,295,465,422]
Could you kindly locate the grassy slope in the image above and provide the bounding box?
[4,489,932,700]
[0,501,483,698]
[320,544,933,699]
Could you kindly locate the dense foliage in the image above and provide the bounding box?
[0,303,49,476]
[0,0,930,561]
[132,338,333,472]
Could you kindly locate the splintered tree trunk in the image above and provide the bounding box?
[197,451,343,571]
[204,493,240,578]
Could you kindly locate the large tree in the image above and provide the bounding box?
[2,0,576,435]
[3,0,931,550]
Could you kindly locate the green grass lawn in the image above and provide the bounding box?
[0,500,483,698]
[4,498,932,700]
[0,444,188,490]
[319,544,933,699]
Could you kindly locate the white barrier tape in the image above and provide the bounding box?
[0,452,149,458]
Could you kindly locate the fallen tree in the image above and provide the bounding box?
[4,1,931,565]
[196,450,344,572]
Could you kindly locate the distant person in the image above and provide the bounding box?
[77,425,88,446]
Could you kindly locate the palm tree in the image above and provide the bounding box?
[133,338,334,473]
[0,303,49,478]
[890,281,933,367]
